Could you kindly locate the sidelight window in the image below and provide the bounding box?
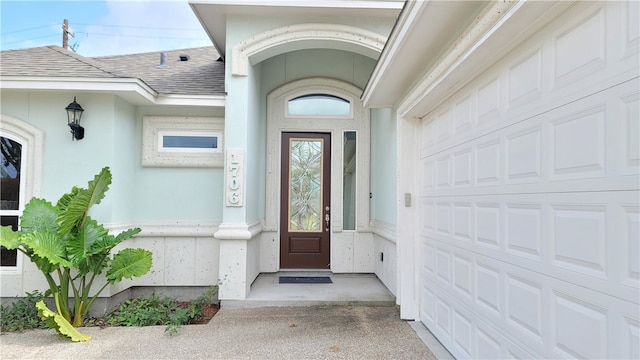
[343,131,357,230]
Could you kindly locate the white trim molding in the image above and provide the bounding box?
[107,223,219,238]
[0,114,44,199]
[231,23,386,76]
[370,220,397,243]
[142,116,225,168]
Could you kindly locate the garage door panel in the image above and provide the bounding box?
[552,5,606,89]
[421,191,639,300]
[550,204,607,279]
[420,237,640,359]
[422,80,638,193]
[622,1,639,58]
[506,128,543,184]
[621,205,639,288]
[552,291,608,359]
[549,105,607,181]
[620,316,640,360]
[507,46,543,109]
[621,93,639,174]
[416,3,638,358]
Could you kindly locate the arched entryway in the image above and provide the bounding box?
[264,78,372,272]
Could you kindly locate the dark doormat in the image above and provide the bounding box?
[279,276,332,284]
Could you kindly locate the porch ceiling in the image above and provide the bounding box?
[189,0,404,60]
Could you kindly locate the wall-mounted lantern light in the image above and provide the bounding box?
[65,96,84,140]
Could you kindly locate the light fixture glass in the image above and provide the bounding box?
[65,97,84,140]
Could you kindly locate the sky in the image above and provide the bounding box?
[0,0,212,57]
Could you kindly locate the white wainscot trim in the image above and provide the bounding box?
[214,220,263,240]
[106,223,218,237]
[370,220,397,243]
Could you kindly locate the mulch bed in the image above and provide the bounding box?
[85,302,220,328]
[176,302,220,325]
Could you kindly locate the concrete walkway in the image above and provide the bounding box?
[1,306,439,360]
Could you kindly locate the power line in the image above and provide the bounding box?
[71,22,204,32]
[2,22,204,39]
[2,24,55,35]
[75,32,208,41]
[1,34,59,46]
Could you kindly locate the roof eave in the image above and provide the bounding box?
[363,1,576,115]
[189,0,404,60]
[0,76,225,107]
[156,94,225,107]
[362,0,488,109]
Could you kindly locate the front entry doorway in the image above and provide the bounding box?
[280,132,331,269]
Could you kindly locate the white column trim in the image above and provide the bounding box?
[214,220,263,240]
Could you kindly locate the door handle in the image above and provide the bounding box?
[324,206,330,231]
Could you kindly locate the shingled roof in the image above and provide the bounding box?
[0,45,225,96]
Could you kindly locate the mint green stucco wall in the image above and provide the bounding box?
[0,90,225,226]
[260,49,376,94]
[370,108,397,225]
[132,106,225,224]
[1,91,119,207]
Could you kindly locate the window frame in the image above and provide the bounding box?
[142,116,224,167]
[285,92,354,119]
[0,134,26,271]
[157,131,222,153]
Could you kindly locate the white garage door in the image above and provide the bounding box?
[418,2,639,359]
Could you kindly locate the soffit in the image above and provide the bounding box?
[363,1,487,108]
[189,0,404,59]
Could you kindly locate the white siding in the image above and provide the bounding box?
[418,2,639,359]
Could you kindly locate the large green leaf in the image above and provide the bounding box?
[66,217,108,265]
[77,252,107,276]
[20,198,58,234]
[106,248,152,283]
[113,227,142,245]
[87,227,141,256]
[31,253,58,274]
[36,300,91,342]
[56,186,83,213]
[57,167,112,237]
[0,225,20,249]
[20,231,71,268]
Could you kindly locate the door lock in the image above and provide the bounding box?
[324,206,330,231]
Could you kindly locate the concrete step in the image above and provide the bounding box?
[222,272,396,309]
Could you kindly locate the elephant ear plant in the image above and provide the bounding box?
[0,167,152,341]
